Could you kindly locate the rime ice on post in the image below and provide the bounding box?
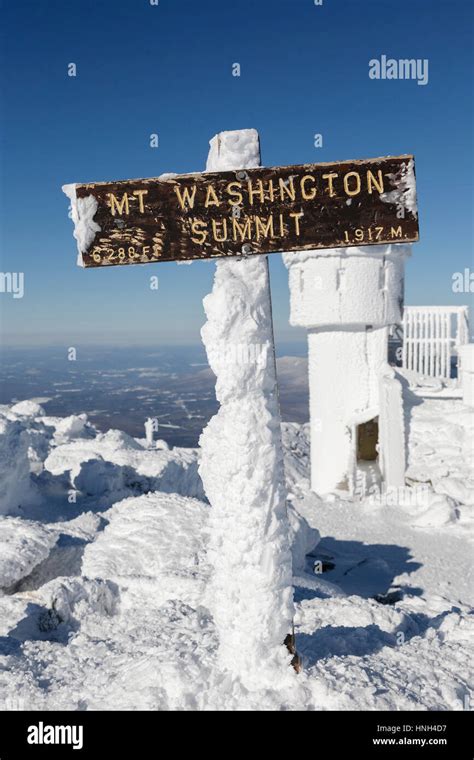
[61,184,100,268]
[284,244,411,496]
[199,130,295,687]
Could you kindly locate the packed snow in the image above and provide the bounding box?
[0,385,472,711]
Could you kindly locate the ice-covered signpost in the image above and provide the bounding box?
[62,134,419,686]
[198,130,295,686]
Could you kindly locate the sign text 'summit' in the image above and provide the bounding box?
[63,155,418,268]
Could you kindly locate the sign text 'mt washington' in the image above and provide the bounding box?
[63,155,418,267]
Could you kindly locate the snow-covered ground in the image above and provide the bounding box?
[0,390,472,711]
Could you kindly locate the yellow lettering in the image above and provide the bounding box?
[211,218,228,242]
[367,169,384,194]
[267,179,276,202]
[132,189,148,213]
[343,171,361,197]
[191,219,208,245]
[300,175,317,200]
[205,184,221,208]
[391,226,402,239]
[279,176,296,201]
[290,211,304,236]
[232,216,252,241]
[255,215,275,240]
[226,182,243,206]
[279,213,285,237]
[174,184,197,210]
[109,193,129,216]
[322,172,338,197]
[247,179,265,205]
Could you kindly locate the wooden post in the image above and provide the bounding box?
[198,130,298,686]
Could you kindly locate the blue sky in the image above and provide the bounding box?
[0,0,473,346]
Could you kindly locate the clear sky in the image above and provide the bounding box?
[0,0,473,346]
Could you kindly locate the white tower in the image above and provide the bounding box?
[284,243,411,496]
[144,417,155,447]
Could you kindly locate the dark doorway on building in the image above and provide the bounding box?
[357,418,379,461]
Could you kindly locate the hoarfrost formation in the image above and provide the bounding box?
[199,130,295,689]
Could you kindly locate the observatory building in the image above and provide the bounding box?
[284,244,411,496]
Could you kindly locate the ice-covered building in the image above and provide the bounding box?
[284,244,411,496]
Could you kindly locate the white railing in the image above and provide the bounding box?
[402,306,469,379]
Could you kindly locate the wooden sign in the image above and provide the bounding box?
[64,155,418,267]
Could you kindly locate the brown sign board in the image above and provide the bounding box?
[64,155,418,267]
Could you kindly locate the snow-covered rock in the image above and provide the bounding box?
[44,430,204,502]
[287,499,320,573]
[82,492,210,604]
[53,414,93,443]
[35,576,118,631]
[10,400,45,417]
[0,417,35,515]
[0,517,58,588]
[407,397,474,513]
[71,457,135,497]
[282,422,311,496]
[52,511,102,541]
[433,477,474,507]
